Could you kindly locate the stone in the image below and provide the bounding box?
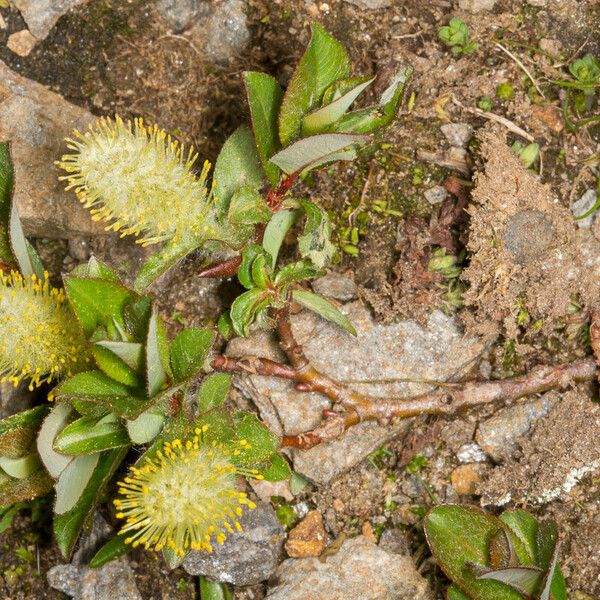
[458,0,496,11]
[201,0,250,64]
[503,209,556,264]
[0,380,34,419]
[343,0,391,8]
[227,303,483,484]
[0,61,104,238]
[440,123,473,148]
[285,510,327,557]
[531,104,564,133]
[47,557,142,600]
[6,30,37,57]
[265,536,433,600]
[424,185,448,206]
[476,392,559,462]
[455,442,487,463]
[527,0,547,5]
[572,189,598,229]
[378,528,410,555]
[450,464,484,495]
[156,0,210,30]
[183,501,286,585]
[311,273,358,302]
[12,0,90,41]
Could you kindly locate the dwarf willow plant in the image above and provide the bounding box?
[425,505,567,600]
[0,24,412,567]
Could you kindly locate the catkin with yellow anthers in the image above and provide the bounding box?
[0,270,89,391]
[56,116,216,247]
[114,426,264,557]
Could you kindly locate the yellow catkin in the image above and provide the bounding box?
[0,270,89,390]
[55,116,215,246]
[114,427,263,557]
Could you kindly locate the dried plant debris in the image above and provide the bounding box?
[461,127,600,338]
[480,384,600,507]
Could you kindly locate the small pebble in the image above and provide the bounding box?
[285,510,327,557]
[441,123,473,148]
[7,30,37,57]
[451,464,483,495]
[456,442,487,463]
[424,185,448,205]
[572,189,598,229]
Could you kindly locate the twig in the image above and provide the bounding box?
[213,308,597,450]
[197,255,242,278]
[451,96,536,142]
[495,43,545,98]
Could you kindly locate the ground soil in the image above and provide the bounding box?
[1,0,600,598]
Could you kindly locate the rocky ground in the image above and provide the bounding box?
[0,0,599,598]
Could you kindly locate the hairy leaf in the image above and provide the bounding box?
[228,186,271,226]
[278,24,351,145]
[244,71,283,187]
[89,534,130,568]
[0,142,13,264]
[146,309,169,397]
[126,408,165,444]
[231,412,280,466]
[170,328,215,382]
[37,403,74,479]
[197,373,232,413]
[92,345,142,387]
[292,290,356,335]
[297,200,335,268]
[0,405,49,458]
[261,453,292,482]
[0,467,53,505]
[262,209,299,267]
[54,415,130,455]
[230,288,274,337]
[54,453,100,514]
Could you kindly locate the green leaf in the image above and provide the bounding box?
[0,142,14,265]
[278,23,351,145]
[54,447,127,559]
[54,370,139,403]
[228,186,271,226]
[95,341,144,372]
[0,467,53,505]
[89,534,130,568]
[244,71,283,187]
[70,256,121,282]
[292,290,356,335]
[273,260,323,289]
[269,133,368,174]
[230,288,273,337]
[261,453,292,482]
[134,237,198,292]
[193,408,236,445]
[499,510,538,566]
[123,296,153,340]
[297,200,335,268]
[332,65,413,135]
[197,373,232,412]
[170,328,215,382]
[302,76,374,135]
[37,403,74,478]
[199,576,233,600]
[239,244,268,289]
[447,585,473,600]
[0,453,41,479]
[262,209,299,267]
[213,125,264,212]
[92,345,143,387]
[9,188,43,279]
[146,309,168,397]
[251,253,272,289]
[424,505,524,600]
[476,567,543,596]
[53,415,130,455]
[54,453,100,514]
[0,405,49,458]
[64,277,136,337]
[126,408,165,444]
[231,412,279,466]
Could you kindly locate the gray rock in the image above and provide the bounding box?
[227,303,483,483]
[458,0,496,11]
[12,0,90,40]
[572,189,598,229]
[203,0,250,64]
[47,557,142,600]
[312,273,358,302]
[441,123,473,148]
[156,0,210,30]
[424,185,448,206]
[476,392,560,462]
[183,501,286,585]
[527,0,547,5]
[0,380,33,419]
[265,536,433,600]
[0,61,104,239]
[503,209,556,264]
[456,442,487,463]
[343,0,391,8]
[378,528,411,555]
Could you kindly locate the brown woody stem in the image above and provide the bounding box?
[197,255,242,279]
[212,305,598,449]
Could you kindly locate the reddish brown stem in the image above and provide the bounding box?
[266,171,300,211]
[0,261,15,272]
[197,255,242,278]
[211,355,298,380]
